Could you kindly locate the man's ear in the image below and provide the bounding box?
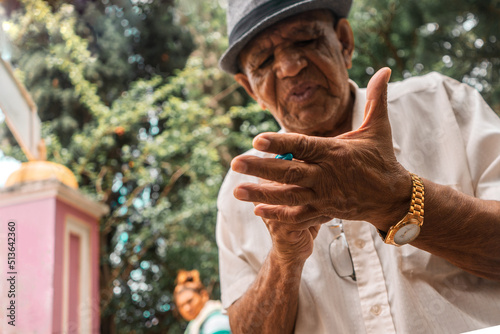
[335,18,355,69]
[234,73,267,109]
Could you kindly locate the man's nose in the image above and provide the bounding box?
[273,47,307,79]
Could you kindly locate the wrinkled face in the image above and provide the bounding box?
[236,10,355,137]
[176,289,208,321]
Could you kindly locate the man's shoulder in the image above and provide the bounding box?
[386,71,456,102]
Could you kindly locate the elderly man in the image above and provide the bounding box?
[216,0,500,333]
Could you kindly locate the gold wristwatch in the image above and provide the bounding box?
[378,173,424,246]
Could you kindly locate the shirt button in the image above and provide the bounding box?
[355,239,366,249]
[370,304,382,316]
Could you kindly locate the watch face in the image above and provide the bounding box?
[394,223,421,245]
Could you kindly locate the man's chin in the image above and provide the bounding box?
[283,117,334,135]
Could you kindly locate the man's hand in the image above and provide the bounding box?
[254,180,328,263]
[231,68,411,232]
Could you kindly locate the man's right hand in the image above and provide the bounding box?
[249,174,330,264]
[227,192,314,334]
[256,194,328,264]
[264,215,323,264]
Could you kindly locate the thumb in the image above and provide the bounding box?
[358,67,391,133]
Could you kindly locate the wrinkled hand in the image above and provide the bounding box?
[231,68,411,233]
[264,215,322,263]
[254,178,328,263]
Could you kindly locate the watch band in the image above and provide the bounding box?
[378,173,425,243]
[408,172,424,220]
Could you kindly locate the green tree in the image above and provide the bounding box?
[349,0,500,113]
[6,0,194,147]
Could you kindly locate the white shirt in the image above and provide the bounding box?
[216,72,500,333]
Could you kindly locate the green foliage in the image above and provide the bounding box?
[349,0,500,113]
[6,0,194,147]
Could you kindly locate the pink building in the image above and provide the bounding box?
[0,164,107,333]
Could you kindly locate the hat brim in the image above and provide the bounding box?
[219,0,352,74]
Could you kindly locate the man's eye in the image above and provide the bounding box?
[296,39,316,47]
[259,55,274,69]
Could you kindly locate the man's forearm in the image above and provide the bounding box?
[227,249,305,334]
[410,179,500,280]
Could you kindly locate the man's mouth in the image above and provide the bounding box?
[287,83,319,103]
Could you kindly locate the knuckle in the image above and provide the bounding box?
[284,213,300,224]
[273,208,293,223]
[283,165,303,184]
[284,205,310,224]
[294,134,314,158]
[285,189,302,206]
[260,192,273,204]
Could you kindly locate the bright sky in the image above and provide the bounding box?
[0,109,21,187]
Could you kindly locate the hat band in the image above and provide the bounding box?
[229,0,303,45]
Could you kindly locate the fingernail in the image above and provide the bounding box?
[385,68,392,83]
[234,188,249,200]
[231,159,247,173]
[254,206,263,217]
[254,137,270,151]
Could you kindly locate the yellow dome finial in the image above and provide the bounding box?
[5,160,78,189]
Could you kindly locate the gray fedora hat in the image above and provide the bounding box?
[219,0,353,74]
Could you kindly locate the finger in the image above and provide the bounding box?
[254,203,323,223]
[287,216,332,231]
[234,181,315,204]
[309,225,321,239]
[265,215,331,232]
[359,67,391,133]
[231,156,317,187]
[338,67,391,141]
[251,132,334,162]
